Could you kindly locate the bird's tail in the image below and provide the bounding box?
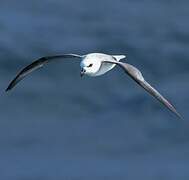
[113,55,126,61]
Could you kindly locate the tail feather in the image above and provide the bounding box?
[113,55,126,61]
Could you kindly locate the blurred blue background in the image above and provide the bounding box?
[0,0,189,179]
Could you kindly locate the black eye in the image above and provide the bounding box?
[88,64,93,67]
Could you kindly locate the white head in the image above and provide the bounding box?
[80,54,102,76]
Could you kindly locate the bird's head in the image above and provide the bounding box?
[80,56,101,77]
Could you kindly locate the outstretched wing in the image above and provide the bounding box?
[104,59,182,119]
[6,54,82,91]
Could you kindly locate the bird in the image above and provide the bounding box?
[6,52,182,119]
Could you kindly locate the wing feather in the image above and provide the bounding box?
[104,60,182,119]
[6,54,82,91]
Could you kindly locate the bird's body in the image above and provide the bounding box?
[6,52,182,119]
[80,53,125,76]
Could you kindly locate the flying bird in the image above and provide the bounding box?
[6,53,182,119]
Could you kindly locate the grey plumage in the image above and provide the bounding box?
[104,59,182,119]
[6,54,81,91]
[6,52,182,119]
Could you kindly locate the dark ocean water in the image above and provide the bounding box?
[0,0,189,179]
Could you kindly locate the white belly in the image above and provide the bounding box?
[95,54,126,76]
[81,53,125,77]
[94,62,116,76]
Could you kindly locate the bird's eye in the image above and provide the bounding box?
[88,64,93,67]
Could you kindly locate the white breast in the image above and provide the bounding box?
[81,53,125,77]
[95,62,116,76]
[94,54,125,76]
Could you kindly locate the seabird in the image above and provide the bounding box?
[6,53,182,119]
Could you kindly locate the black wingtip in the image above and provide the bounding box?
[167,102,184,120]
[5,82,14,92]
[5,86,11,92]
[170,106,184,120]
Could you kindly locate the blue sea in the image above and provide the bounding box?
[0,0,189,179]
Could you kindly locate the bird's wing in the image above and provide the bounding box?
[104,59,182,119]
[6,54,82,91]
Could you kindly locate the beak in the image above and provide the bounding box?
[80,68,86,77]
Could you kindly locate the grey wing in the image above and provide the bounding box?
[104,60,182,119]
[6,54,82,91]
